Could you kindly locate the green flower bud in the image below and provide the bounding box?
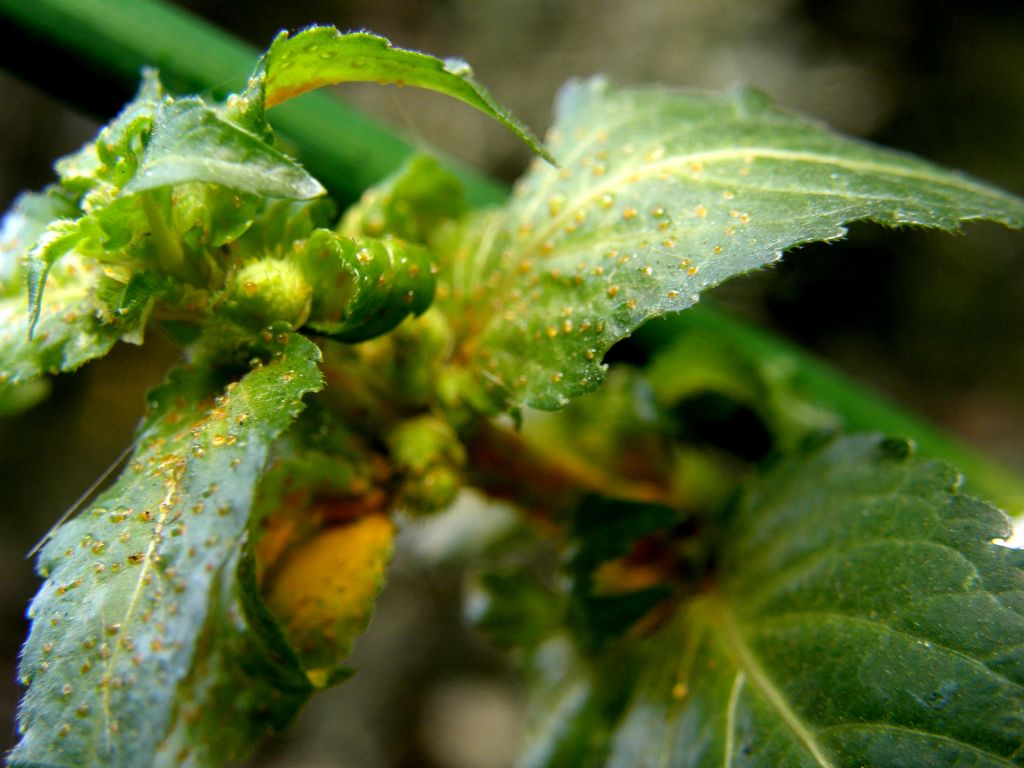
[387,415,466,515]
[224,257,312,330]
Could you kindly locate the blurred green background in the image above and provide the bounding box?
[0,0,1022,765]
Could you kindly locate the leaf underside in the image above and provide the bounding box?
[256,27,553,162]
[447,79,1024,410]
[125,98,325,199]
[518,435,1024,767]
[11,335,323,768]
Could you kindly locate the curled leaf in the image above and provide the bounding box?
[299,229,437,342]
[250,27,553,163]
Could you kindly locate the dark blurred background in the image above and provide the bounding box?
[0,1,1022,765]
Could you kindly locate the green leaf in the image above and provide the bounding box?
[526,435,1024,767]
[568,497,678,571]
[516,635,640,768]
[125,99,324,199]
[0,377,49,415]
[249,26,553,163]
[11,334,324,768]
[15,75,319,339]
[25,219,87,335]
[0,190,78,289]
[514,366,678,501]
[1,188,81,347]
[471,569,565,655]
[565,496,678,649]
[55,69,164,197]
[470,493,680,768]
[0,191,182,402]
[643,318,841,459]
[151,544,314,767]
[450,79,1024,410]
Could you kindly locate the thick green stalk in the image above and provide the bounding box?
[637,307,1024,512]
[2,0,1021,513]
[140,191,185,276]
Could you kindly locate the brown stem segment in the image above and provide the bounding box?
[463,419,672,520]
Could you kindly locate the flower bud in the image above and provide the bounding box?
[224,257,312,330]
[387,415,466,514]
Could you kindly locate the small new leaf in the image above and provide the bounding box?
[450,79,1024,410]
[55,69,163,195]
[11,334,323,768]
[25,219,86,336]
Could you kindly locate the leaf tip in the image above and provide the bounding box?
[295,175,328,200]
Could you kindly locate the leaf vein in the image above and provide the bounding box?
[817,722,1020,767]
[723,671,745,768]
[712,598,838,768]
[756,610,1024,694]
[521,145,1013,253]
[736,537,979,615]
[101,456,182,753]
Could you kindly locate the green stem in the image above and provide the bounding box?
[3,0,1022,513]
[140,191,184,276]
[637,306,1024,512]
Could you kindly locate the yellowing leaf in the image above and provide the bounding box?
[265,514,395,684]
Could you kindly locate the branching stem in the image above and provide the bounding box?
[463,419,672,519]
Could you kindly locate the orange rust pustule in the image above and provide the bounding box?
[265,79,332,109]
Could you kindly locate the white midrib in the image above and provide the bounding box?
[723,671,746,768]
[101,459,181,751]
[711,599,837,768]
